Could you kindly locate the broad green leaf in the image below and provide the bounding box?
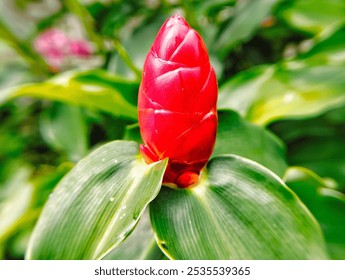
[214,0,280,58]
[39,103,89,162]
[213,110,287,176]
[103,209,165,260]
[26,141,167,260]
[0,69,139,120]
[150,155,328,260]
[278,0,345,35]
[284,167,345,259]
[219,63,345,125]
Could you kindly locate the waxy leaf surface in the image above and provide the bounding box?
[151,155,328,260]
[27,141,167,259]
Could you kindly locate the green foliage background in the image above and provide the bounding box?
[0,0,344,260]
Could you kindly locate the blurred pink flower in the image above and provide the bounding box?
[34,29,69,68]
[69,40,92,57]
[33,28,93,70]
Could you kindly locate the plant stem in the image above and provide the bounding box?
[112,39,142,81]
[64,0,104,51]
[0,20,49,77]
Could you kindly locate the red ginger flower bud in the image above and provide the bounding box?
[138,15,218,188]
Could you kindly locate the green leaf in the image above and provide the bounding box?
[278,0,345,35]
[0,69,139,120]
[150,155,328,260]
[213,110,287,176]
[219,63,345,125]
[218,66,274,118]
[284,167,345,259]
[26,141,167,260]
[298,25,345,66]
[39,103,89,162]
[123,123,142,143]
[270,107,345,191]
[214,0,280,58]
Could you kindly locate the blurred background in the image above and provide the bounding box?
[0,0,344,260]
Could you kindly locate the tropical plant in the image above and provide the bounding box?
[0,0,344,260]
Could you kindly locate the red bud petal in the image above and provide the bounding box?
[138,15,218,188]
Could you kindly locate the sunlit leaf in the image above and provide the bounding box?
[150,155,328,260]
[219,64,345,125]
[0,69,139,120]
[298,25,345,66]
[26,141,167,260]
[284,167,345,259]
[278,0,345,35]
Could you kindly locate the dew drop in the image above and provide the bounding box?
[102,158,106,162]
[109,197,115,202]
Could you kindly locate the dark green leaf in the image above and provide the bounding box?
[123,123,142,143]
[270,106,345,191]
[214,110,287,176]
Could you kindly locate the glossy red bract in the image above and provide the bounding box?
[138,15,218,188]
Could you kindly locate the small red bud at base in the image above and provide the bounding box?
[176,172,200,189]
[138,15,218,188]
